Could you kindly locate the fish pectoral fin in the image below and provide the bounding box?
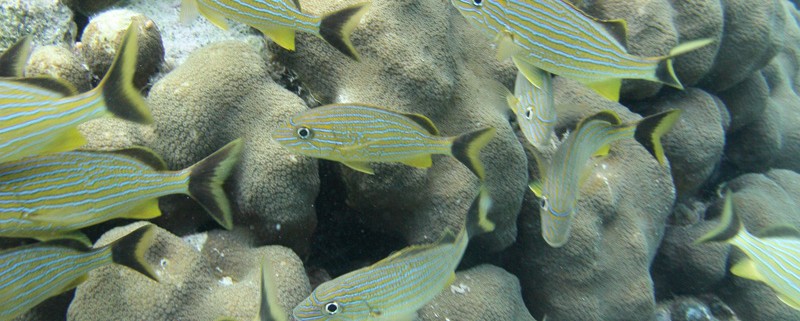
[33,231,92,247]
[446,272,457,286]
[512,57,546,89]
[121,200,162,220]
[730,258,764,281]
[777,293,800,310]
[401,155,433,168]
[585,79,621,102]
[179,0,200,24]
[199,7,231,30]
[593,144,611,158]
[496,31,524,61]
[342,161,375,174]
[42,127,88,154]
[260,27,296,51]
[528,180,543,198]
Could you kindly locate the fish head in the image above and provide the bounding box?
[516,99,557,149]
[537,189,575,248]
[292,281,373,320]
[450,0,508,37]
[271,111,350,160]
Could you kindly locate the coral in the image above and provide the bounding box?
[79,9,164,89]
[24,45,92,92]
[654,295,739,321]
[61,0,126,16]
[67,222,310,320]
[508,76,677,320]
[630,88,728,197]
[0,0,76,51]
[276,0,526,252]
[79,40,319,255]
[418,264,536,321]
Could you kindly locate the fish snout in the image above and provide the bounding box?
[541,207,574,248]
[271,124,298,145]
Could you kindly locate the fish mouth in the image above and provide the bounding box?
[541,208,574,247]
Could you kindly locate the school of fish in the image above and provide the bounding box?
[0,0,794,319]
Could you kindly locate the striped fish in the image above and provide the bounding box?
[293,192,495,321]
[0,224,158,321]
[180,0,371,60]
[450,0,713,101]
[529,109,680,247]
[0,24,152,164]
[272,103,496,180]
[696,191,800,310]
[0,139,243,243]
[0,36,32,78]
[492,68,557,149]
[217,260,289,321]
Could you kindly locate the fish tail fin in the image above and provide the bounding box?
[466,186,496,238]
[450,127,496,180]
[319,2,371,61]
[186,139,244,230]
[96,23,153,124]
[695,191,744,244]
[109,224,159,281]
[633,109,681,166]
[0,36,32,77]
[655,38,715,89]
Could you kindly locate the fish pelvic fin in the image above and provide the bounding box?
[109,224,159,282]
[33,231,92,247]
[450,127,495,181]
[695,191,744,245]
[466,186,496,238]
[633,109,681,166]
[319,2,371,61]
[96,23,153,124]
[655,38,715,89]
[187,139,244,230]
[0,36,32,77]
[262,27,297,51]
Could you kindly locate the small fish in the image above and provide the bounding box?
[490,69,556,149]
[272,104,496,180]
[180,0,371,60]
[696,191,800,310]
[0,24,152,164]
[0,139,243,243]
[292,192,495,321]
[0,224,159,321]
[450,0,713,101]
[529,109,680,247]
[0,36,32,77]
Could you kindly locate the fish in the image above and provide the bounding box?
[695,191,800,311]
[272,103,496,180]
[216,259,289,321]
[0,36,32,77]
[528,109,680,247]
[180,0,371,60]
[0,138,243,243]
[0,24,152,164]
[450,0,713,101]
[0,224,159,321]
[490,68,556,149]
[292,191,495,321]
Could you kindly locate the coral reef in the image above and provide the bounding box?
[68,222,310,321]
[0,0,76,50]
[24,44,92,92]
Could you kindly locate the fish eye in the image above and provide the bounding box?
[324,302,340,315]
[296,126,313,139]
[524,108,533,120]
[473,0,483,6]
[540,196,549,210]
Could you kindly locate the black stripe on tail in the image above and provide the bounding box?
[319,3,371,61]
[633,109,681,166]
[695,191,742,244]
[451,127,496,181]
[110,224,159,281]
[187,139,244,230]
[0,36,32,77]
[98,22,153,124]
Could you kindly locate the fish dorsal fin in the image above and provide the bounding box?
[8,76,78,97]
[88,146,168,170]
[756,224,800,239]
[559,0,628,49]
[289,0,302,11]
[380,229,457,263]
[400,112,439,135]
[576,110,622,130]
[0,36,32,77]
